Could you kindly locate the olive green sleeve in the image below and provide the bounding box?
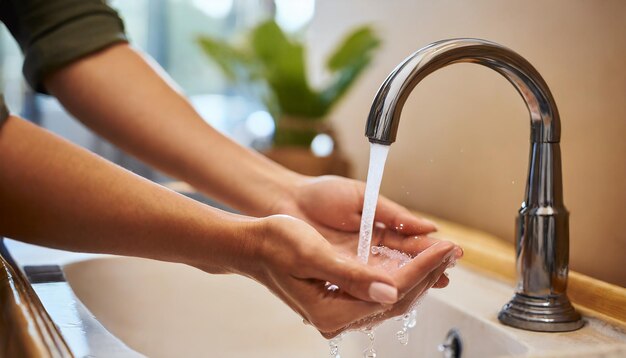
[0,0,128,94]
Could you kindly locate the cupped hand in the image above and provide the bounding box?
[249,214,461,338]
[277,175,438,237]
[272,175,454,288]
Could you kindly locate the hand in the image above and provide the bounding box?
[242,215,460,338]
[272,175,454,288]
[277,175,439,237]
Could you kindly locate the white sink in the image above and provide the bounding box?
[61,256,626,358]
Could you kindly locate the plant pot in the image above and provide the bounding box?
[264,146,351,177]
[264,116,351,177]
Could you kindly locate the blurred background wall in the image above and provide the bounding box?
[308,1,626,287]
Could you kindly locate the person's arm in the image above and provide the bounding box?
[0,115,458,336]
[43,43,438,235]
[44,43,301,217]
[0,115,256,273]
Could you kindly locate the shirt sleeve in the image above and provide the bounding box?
[0,0,128,94]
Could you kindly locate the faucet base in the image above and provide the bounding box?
[498,293,584,332]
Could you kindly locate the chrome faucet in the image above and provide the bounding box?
[365,38,583,332]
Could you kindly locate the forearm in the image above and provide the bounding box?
[44,43,302,216]
[0,116,260,275]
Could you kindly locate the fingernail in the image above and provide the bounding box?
[454,246,464,258]
[423,218,439,230]
[368,282,398,304]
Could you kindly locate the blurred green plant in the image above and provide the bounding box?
[197,20,380,147]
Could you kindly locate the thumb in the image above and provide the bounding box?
[300,247,399,305]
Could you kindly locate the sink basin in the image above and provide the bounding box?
[4,232,625,358]
[61,256,625,358]
[63,257,525,358]
[62,257,520,357]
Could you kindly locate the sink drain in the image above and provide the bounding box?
[438,328,462,358]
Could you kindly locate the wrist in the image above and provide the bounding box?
[232,214,306,283]
[181,208,266,277]
[264,171,311,216]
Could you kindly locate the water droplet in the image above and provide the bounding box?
[363,348,377,358]
[328,335,343,358]
[325,282,340,292]
[407,310,417,328]
[396,329,409,345]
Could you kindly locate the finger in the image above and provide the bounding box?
[373,227,464,261]
[296,244,400,305]
[391,261,451,317]
[375,195,438,235]
[338,267,440,332]
[393,240,457,295]
[372,228,441,256]
[284,274,387,336]
[432,272,450,288]
[370,260,451,324]
[331,261,452,334]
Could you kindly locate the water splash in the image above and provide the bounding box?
[396,309,417,345]
[362,328,377,358]
[370,245,419,346]
[357,143,390,263]
[329,142,428,357]
[327,245,426,357]
[328,333,344,358]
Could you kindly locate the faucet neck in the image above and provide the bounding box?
[365,38,561,144]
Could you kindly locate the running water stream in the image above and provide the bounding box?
[357,143,391,263]
[328,143,421,358]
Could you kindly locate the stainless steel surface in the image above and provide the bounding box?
[365,38,583,332]
[365,38,559,145]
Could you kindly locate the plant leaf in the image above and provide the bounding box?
[321,26,380,112]
[326,26,380,72]
[320,55,371,111]
[197,36,252,82]
[251,21,324,118]
[196,21,381,121]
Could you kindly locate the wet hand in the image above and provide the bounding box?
[249,215,461,338]
[273,175,455,288]
[280,175,439,236]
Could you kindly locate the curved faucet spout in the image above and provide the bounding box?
[365,38,560,145]
[365,38,583,332]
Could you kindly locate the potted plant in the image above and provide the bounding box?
[198,19,380,176]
